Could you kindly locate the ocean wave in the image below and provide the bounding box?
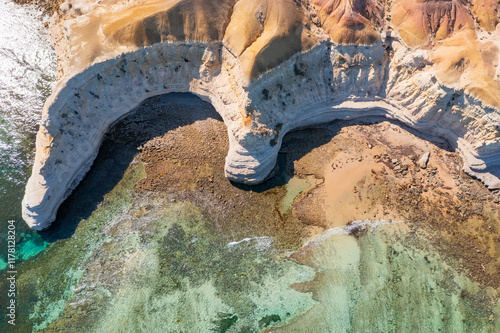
[0,0,56,183]
[227,236,273,250]
[303,219,406,247]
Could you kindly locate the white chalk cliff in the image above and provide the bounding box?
[23,0,500,230]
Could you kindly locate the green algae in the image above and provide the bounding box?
[29,267,84,332]
[0,159,145,332]
[2,150,498,333]
[54,199,316,332]
[275,224,499,333]
[280,175,318,214]
[258,314,281,328]
[2,156,499,333]
[95,280,234,333]
[214,313,239,333]
[28,161,145,332]
[2,117,499,333]
[4,157,499,333]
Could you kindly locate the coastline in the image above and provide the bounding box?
[1,91,498,331]
[12,0,61,15]
[100,91,500,290]
[5,0,499,330]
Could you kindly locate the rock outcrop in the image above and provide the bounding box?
[23,0,500,229]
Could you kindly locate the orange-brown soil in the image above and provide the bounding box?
[288,120,500,287]
[310,0,383,44]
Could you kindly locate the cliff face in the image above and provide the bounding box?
[23,0,500,229]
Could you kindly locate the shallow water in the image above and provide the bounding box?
[4,161,497,332]
[0,156,316,332]
[280,175,318,214]
[0,0,56,268]
[279,223,500,333]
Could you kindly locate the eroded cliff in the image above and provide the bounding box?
[22,0,500,229]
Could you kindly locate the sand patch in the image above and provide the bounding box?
[324,151,390,227]
[105,98,499,288]
[284,119,500,287]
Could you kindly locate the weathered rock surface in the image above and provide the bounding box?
[419,152,431,169]
[23,0,500,229]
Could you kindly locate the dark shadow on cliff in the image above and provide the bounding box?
[236,36,460,194]
[230,126,336,193]
[282,115,453,171]
[39,93,223,242]
[233,113,455,195]
[37,37,473,241]
[229,153,292,193]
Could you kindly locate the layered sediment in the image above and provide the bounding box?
[22,0,500,229]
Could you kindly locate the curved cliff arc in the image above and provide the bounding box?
[23,40,500,230]
[245,41,500,188]
[255,40,500,188]
[21,42,258,230]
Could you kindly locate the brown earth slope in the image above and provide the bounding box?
[391,0,475,47]
[48,0,500,107]
[310,0,384,44]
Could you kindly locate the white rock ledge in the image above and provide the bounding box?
[22,41,500,230]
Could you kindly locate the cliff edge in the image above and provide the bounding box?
[22,0,500,229]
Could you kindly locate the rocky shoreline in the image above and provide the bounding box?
[6,1,499,330]
[96,94,500,324]
[111,93,500,290]
[286,119,500,289]
[18,0,500,230]
[14,0,500,291]
[3,91,498,331]
[13,0,61,15]
[21,39,500,230]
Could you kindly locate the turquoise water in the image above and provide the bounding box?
[83,199,317,332]
[0,0,55,267]
[0,157,316,332]
[278,222,499,332]
[2,160,497,332]
[0,257,6,270]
